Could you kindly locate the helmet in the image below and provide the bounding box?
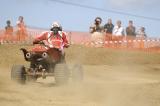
[50,21,62,32]
[52,21,60,28]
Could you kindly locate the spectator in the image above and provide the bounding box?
[5,20,13,41]
[90,17,105,46]
[136,27,147,49]
[126,20,136,48]
[104,18,114,41]
[104,18,114,34]
[16,16,27,41]
[90,17,104,33]
[112,20,125,36]
[112,20,125,47]
[126,20,136,37]
[136,27,147,39]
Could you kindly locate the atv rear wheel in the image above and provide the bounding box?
[11,65,26,84]
[54,64,69,85]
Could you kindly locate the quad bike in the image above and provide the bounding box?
[11,41,83,85]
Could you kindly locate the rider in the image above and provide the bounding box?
[33,22,69,61]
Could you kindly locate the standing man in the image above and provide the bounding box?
[126,20,136,48]
[136,27,147,49]
[104,18,114,34]
[136,27,147,39]
[16,16,27,41]
[89,17,105,46]
[5,20,13,41]
[112,20,125,48]
[89,17,104,33]
[126,20,136,37]
[104,18,114,41]
[112,20,125,38]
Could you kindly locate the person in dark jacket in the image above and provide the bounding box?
[126,20,136,48]
[104,18,114,34]
[126,20,136,37]
[104,18,114,41]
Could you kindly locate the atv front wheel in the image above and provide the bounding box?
[11,65,26,84]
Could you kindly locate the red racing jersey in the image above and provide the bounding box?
[33,31,69,50]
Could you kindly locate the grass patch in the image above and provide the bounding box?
[0,44,160,68]
[66,45,160,66]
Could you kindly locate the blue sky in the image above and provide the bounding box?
[0,0,160,37]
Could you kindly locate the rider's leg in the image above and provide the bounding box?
[60,50,66,63]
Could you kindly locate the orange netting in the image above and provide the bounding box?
[0,29,160,52]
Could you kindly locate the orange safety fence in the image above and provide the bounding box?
[0,28,42,43]
[87,33,160,52]
[0,28,160,52]
[0,29,91,44]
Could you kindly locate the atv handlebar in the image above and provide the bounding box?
[33,40,69,49]
[38,41,45,45]
[33,40,45,45]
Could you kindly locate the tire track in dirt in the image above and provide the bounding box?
[1,65,160,106]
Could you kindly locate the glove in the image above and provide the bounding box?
[33,40,38,44]
[64,43,70,48]
[33,40,42,45]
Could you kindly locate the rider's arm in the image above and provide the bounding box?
[33,32,47,44]
[62,32,69,48]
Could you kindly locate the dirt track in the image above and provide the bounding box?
[1,45,160,106]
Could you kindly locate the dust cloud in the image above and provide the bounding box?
[1,45,160,106]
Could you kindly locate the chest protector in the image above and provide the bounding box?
[47,32,63,49]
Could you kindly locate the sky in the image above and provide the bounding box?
[0,0,160,37]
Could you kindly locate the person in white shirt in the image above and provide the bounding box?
[136,27,147,39]
[136,27,147,49]
[111,20,125,46]
[112,20,125,36]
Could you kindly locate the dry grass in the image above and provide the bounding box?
[0,44,160,68]
[66,45,160,66]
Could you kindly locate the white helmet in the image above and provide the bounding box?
[52,21,60,28]
[51,21,62,31]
